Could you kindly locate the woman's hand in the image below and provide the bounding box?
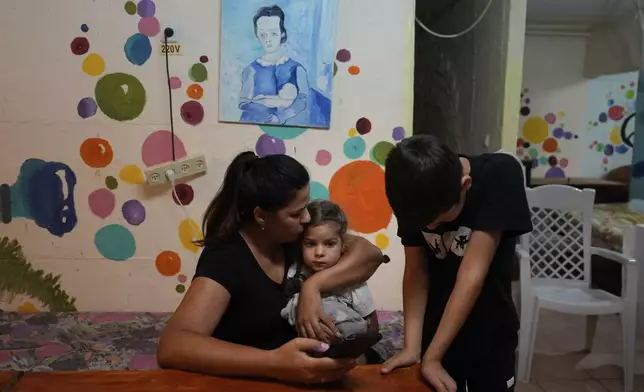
[421,359,457,392]
[270,338,356,384]
[296,282,341,343]
[380,349,420,374]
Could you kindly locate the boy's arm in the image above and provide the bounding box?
[423,230,500,361]
[402,246,430,355]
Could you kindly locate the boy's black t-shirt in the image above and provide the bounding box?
[194,233,297,351]
[398,153,532,359]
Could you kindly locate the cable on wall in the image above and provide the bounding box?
[163,27,177,161]
[415,0,494,39]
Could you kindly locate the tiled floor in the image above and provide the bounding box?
[517,309,644,392]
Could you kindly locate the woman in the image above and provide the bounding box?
[157,152,383,384]
[238,5,330,127]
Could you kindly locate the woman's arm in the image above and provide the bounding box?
[157,277,275,377]
[297,235,384,340]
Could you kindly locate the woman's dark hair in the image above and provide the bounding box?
[306,199,347,237]
[253,5,288,44]
[198,151,309,246]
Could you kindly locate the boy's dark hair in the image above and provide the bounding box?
[198,151,309,246]
[385,135,462,231]
[306,199,348,236]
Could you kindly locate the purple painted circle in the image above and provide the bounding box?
[545,167,565,179]
[122,200,146,226]
[552,127,564,139]
[180,101,204,126]
[78,97,98,118]
[604,144,615,156]
[137,0,156,17]
[599,112,608,123]
[392,126,405,141]
[564,132,573,140]
[255,134,286,157]
[88,189,116,219]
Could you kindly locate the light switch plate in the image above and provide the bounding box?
[145,154,207,185]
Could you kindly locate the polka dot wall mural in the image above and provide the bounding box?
[516,89,577,178]
[179,56,209,126]
[585,80,637,172]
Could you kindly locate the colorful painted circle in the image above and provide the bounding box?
[315,149,332,166]
[105,176,118,190]
[137,0,156,17]
[329,161,391,234]
[124,1,137,15]
[156,250,181,276]
[545,167,565,179]
[95,224,136,261]
[172,183,195,206]
[170,77,182,89]
[392,127,405,141]
[138,17,160,37]
[200,55,209,63]
[94,73,146,121]
[122,200,146,226]
[176,284,186,294]
[343,137,366,159]
[336,49,351,62]
[124,33,152,66]
[355,117,372,135]
[371,141,394,166]
[522,117,548,144]
[255,134,286,157]
[180,101,205,126]
[141,130,187,167]
[77,97,98,118]
[80,138,114,168]
[71,37,90,55]
[88,189,116,219]
[309,181,329,201]
[259,125,308,140]
[552,127,564,139]
[189,63,208,83]
[81,24,89,32]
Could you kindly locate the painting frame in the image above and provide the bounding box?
[218,0,339,130]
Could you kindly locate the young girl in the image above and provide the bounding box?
[281,199,379,338]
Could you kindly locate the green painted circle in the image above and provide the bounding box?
[176,284,186,294]
[370,141,395,166]
[105,176,118,190]
[94,73,146,121]
[189,63,208,83]
[124,1,137,15]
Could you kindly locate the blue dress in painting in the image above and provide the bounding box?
[239,57,331,128]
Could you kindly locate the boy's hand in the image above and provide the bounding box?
[421,359,457,392]
[380,349,420,374]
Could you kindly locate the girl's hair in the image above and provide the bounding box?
[306,199,348,236]
[253,5,288,44]
[198,151,309,246]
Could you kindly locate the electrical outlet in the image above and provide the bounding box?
[145,154,208,185]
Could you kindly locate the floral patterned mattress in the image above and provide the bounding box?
[592,203,644,252]
[0,310,403,372]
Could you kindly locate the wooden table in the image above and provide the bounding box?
[10,366,428,392]
[0,371,18,390]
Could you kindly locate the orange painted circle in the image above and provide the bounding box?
[348,65,361,75]
[329,160,392,234]
[80,138,114,168]
[186,84,204,100]
[542,137,558,153]
[155,250,182,276]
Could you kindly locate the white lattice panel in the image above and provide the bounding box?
[528,206,585,280]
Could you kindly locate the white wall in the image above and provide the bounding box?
[0,0,414,312]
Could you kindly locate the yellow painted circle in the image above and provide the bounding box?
[610,127,622,145]
[119,165,144,184]
[375,233,390,250]
[522,117,549,144]
[83,53,106,76]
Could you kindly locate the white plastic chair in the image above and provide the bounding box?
[516,185,639,392]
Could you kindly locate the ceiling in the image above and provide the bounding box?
[527,0,637,27]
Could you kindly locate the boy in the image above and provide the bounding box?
[380,135,532,392]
